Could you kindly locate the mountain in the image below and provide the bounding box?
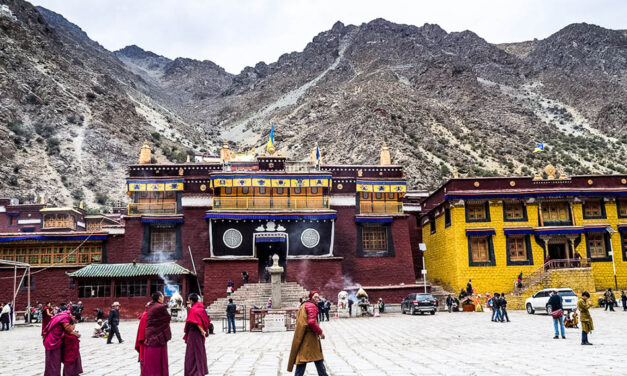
[1,1,626,206]
[0,1,206,207]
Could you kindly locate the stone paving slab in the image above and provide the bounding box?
[1,309,626,375]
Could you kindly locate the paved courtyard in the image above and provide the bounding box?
[1,309,625,375]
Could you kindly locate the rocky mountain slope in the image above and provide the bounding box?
[1,0,625,206]
[0,1,206,207]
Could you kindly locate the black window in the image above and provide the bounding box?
[77,280,111,298]
[444,208,451,227]
[430,216,436,234]
[20,275,34,291]
[115,280,147,297]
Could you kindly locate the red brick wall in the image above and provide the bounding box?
[361,285,430,305]
[286,258,343,302]
[180,208,211,285]
[202,259,258,304]
[105,217,143,263]
[333,208,416,287]
[407,212,423,277]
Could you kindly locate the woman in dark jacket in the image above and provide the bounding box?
[548,290,565,339]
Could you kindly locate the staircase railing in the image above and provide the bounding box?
[516,258,591,295]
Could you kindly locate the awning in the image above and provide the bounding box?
[466,228,496,236]
[355,217,394,223]
[255,236,287,243]
[141,216,184,224]
[583,226,611,233]
[205,213,336,220]
[0,233,107,242]
[210,175,331,188]
[503,228,534,235]
[533,227,584,235]
[67,262,193,278]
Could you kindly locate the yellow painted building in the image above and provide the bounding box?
[420,171,627,295]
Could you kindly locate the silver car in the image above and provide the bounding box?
[525,288,578,314]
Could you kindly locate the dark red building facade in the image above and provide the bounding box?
[0,144,423,318]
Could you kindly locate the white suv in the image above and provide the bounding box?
[525,288,578,314]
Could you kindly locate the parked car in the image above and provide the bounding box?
[401,293,438,315]
[525,288,578,314]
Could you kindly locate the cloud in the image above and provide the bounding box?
[31,0,626,74]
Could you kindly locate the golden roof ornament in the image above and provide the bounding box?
[139,140,152,164]
[453,167,459,179]
[380,142,391,165]
[544,164,556,180]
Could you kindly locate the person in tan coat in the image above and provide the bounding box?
[578,291,594,345]
[288,291,328,376]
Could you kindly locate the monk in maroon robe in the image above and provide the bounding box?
[135,303,150,374]
[42,310,82,376]
[62,322,83,376]
[41,302,54,336]
[143,291,171,376]
[184,293,210,376]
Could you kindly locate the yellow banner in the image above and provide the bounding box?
[390,185,406,193]
[147,183,165,191]
[271,178,290,188]
[233,178,252,187]
[213,178,232,188]
[291,178,310,187]
[373,185,390,193]
[357,184,373,192]
[165,182,184,191]
[128,183,146,192]
[309,178,329,187]
[252,178,270,187]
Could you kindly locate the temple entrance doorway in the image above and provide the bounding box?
[548,242,567,260]
[255,237,287,282]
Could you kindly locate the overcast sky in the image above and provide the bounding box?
[31,0,626,74]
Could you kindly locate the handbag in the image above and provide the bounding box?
[551,308,563,319]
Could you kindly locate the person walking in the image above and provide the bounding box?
[107,302,123,344]
[578,291,594,345]
[288,291,328,376]
[317,298,325,322]
[446,295,453,313]
[41,302,54,335]
[499,293,510,322]
[491,293,501,322]
[226,298,237,334]
[548,290,565,339]
[604,288,615,311]
[324,299,331,321]
[184,293,210,376]
[621,291,627,311]
[242,271,249,285]
[143,291,172,375]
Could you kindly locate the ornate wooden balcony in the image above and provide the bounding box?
[212,196,329,210]
[359,201,403,214]
[127,202,177,215]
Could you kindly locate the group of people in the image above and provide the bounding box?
[601,288,626,311]
[317,297,331,321]
[547,289,594,345]
[445,295,460,312]
[488,293,510,322]
[42,292,214,376]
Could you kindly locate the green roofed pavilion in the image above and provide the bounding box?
[67,262,193,278]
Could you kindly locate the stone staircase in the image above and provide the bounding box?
[428,283,457,311]
[507,264,596,310]
[207,282,311,318]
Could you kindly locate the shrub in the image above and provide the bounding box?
[95,192,109,205]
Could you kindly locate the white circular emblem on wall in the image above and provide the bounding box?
[223,229,243,249]
[301,228,320,248]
